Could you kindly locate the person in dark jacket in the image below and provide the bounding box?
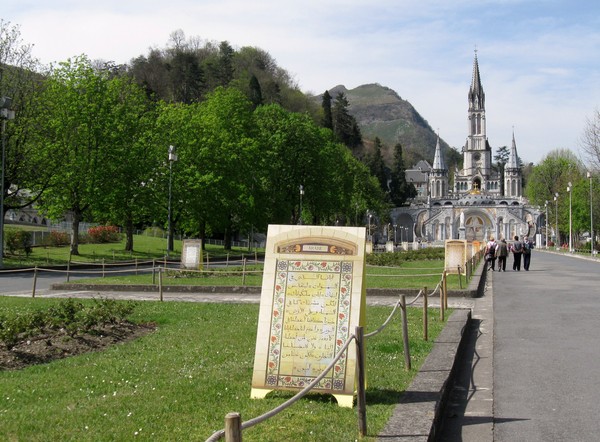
[522,235,534,270]
[511,235,523,271]
[497,237,509,271]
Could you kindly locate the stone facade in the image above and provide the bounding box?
[393,54,540,244]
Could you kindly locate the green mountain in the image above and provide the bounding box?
[325,83,456,167]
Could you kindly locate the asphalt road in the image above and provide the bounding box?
[492,251,600,440]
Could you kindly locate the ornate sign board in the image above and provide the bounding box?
[181,239,203,270]
[251,225,367,408]
[445,239,467,274]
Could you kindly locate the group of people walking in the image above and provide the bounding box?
[485,235,534,272]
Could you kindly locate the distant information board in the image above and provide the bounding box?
[181,239,203,269]
[251,225,366,407]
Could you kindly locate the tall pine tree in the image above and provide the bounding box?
[389,143,416,206]
[368,137,389,193]
[321,90,333,129]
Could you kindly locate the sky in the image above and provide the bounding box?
[4,0,600,165]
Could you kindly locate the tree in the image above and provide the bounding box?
[321,90,333,129]
[525,149,583,245]
[368,137,388,194]
[248,74,263,109]
[169,49,205,103]
[91,74,158,251]
[580,108,600,171]
[332,92,361,148]
[494,145,509,195]
[31,56,113,255]
[389,143,417,206]
[0,20,47,224]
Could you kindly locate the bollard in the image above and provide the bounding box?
[32,266,38,298]
[400,295,411,370]
[224,412,242,442]
[443,270,448,310]
[152,259,156,285]
[158,268,163,302]
[355,326,367,437]
[422,287,428,341]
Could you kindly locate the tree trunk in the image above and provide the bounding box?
[198,219,206,250]
[70,212,81,256]
[125,214,134,252]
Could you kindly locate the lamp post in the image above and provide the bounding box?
[588,171,594,256]
[545,200,549,250]
[567,182,572,253]
[368,212,372,240]
[0,97,16,268]
[167,145,178,255]
[554,193,559,249]
[298,185,304,225]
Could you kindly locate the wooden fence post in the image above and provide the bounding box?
[32,266,38,298]
[224,412,242,442]
[422,287,428,341]
[158,268,163,302]
[443,270,448,310]
[457,265,462,289]
[355,326,367,437]
[241,258,247,286]
[400,295,411,370]
[102,259,106,278]
[152,259,156,285]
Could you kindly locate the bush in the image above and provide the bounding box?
[4,228,33,257]
[47,230,70,247]
[87,226,121,243]
[0,298,137,347]
[366,247,445,266]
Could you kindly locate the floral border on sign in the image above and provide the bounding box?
[265,260,353,391]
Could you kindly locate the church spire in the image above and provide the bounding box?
[507,129,519,169]
[468,51,485,111]
[432,133,446,171]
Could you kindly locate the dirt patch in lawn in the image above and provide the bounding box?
[0,322,156,371]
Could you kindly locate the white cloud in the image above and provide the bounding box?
[4,0,600,164]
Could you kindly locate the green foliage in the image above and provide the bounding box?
[0,298,136,347]
[4,228,32,256]
[366,248,445,266]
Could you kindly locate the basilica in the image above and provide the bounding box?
[393,54,540,244]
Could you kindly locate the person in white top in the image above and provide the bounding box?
[485,236,498,271]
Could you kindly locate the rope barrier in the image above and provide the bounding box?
[205,332,357,442]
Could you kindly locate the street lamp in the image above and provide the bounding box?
[545,200,549,250]
[588,171,594,256]
[167,145,178,255]
[298,185,304,225]
[0,97,16,268]
[368,212,372,240]
[554,193,559,249]
[567,182,572,253]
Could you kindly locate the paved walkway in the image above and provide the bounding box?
[438,250,600,441]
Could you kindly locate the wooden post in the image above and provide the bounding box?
[226,253,229,268]
[152,259,156,285]
[458,265,462,289]
[255,250,258,264]
[32,266,38,298]
[102,259,106,278]
[66,257,71,283]
[440,277,445,321]
[422,287,428,341]
[355,326,367,437]
[400,295,411,370]
[443,270,449,310]
[241,258,247,286]
[135,258,138,275]
[158,268,163,302]
[206,252,209,269]
[224,412,242,442]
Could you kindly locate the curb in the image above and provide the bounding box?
[376,308,472,441]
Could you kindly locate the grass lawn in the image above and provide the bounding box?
[2,234,259,267]
[0,296,449,441]
[69,260,466,290]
